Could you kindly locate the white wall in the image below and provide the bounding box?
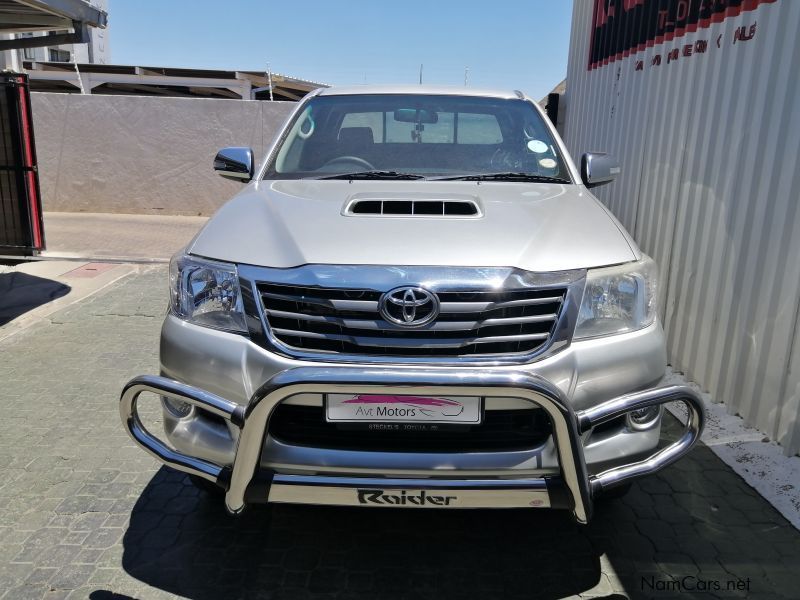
[563,0,800,454]
[30,93,296,216]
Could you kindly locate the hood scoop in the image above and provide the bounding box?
[344,198,481,218]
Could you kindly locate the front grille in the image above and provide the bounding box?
[269,404,552,452]
[257,283,567,358]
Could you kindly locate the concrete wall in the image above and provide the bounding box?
[30,93,296,216]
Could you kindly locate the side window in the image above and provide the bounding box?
[458,113,503,144]
[340,112,383,142]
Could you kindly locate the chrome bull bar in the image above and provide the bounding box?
[120,368,705,524]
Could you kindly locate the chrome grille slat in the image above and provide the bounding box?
[272,328,550,348]
[260,291,379,312]
[262,291,562,313]
[265,308,559,331]
[257,278,568,359]
[439,297,564,312]
[480,314,559,326]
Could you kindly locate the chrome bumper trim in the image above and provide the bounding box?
[268,474,554,509]
[119,369,705,524]
[577,386,705,496]
[119,376,243,484]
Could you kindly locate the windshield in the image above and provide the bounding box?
[263,94,571,181]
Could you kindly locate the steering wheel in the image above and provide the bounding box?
[321,156,375,171]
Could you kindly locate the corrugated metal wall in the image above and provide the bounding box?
[563,0,800,455]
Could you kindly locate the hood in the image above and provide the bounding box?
[188,180,638,272]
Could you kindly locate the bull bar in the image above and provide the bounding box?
[120,367,705,524]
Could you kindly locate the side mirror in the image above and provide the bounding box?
[581,152,620,188]
[214,147,254,182]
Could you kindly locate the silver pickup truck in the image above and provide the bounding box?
[120,85,704,523]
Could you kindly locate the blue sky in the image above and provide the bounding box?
[108,1,573,100]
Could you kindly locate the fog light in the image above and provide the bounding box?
[161,396,194,419]
[626,405,662,430]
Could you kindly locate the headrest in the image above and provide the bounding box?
[338,127,374,146]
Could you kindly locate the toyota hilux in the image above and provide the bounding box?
[120,85,704,523]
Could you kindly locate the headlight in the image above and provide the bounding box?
[574,256,658,340]
[169,253,247,333]
[626,405,663,430]
[161,396,194,419]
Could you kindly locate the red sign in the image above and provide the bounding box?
[589,0,777,70]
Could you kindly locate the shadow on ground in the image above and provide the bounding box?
[121,468,614,599]
[0,271,70,325]
[120,420,799,599]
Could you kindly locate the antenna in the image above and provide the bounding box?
[419,63,423,85]
[266,62,274,102]
[464,66,469,86]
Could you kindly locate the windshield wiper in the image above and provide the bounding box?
[312,170,425,180]
[432,172,570,183]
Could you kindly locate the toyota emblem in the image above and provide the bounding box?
[379,286,439,327]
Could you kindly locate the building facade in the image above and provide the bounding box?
[0,0,107,70]
[562,0,800,454]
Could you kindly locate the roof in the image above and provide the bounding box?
[0,0,106,33]
[23,61,326,101]
[317,84,525,100]
[539,78,566,106]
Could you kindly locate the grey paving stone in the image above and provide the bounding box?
[2,584,49,600]
[49,564,94,589]
[24,567,57,585]
[82,527,124,550]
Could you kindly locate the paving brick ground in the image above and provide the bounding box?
[1,266,799,599]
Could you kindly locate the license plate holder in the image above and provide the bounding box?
[326,393,482,425]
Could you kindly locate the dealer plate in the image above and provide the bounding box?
[326,393,482,424]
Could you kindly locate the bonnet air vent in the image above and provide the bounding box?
[346,199,481,217]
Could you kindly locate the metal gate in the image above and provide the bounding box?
[0,73,44,255]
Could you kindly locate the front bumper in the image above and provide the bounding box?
[120,367,704,524]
